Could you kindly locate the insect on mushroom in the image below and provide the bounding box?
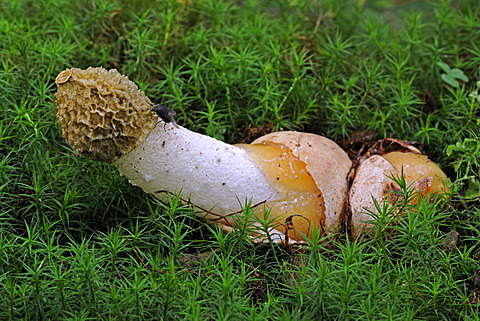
[150,103,179,129]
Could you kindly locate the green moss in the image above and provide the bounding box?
[0,0,479,319]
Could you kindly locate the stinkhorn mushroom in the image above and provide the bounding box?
[55,67,450,243]
[349,139,450,237]
[55,67,352,243]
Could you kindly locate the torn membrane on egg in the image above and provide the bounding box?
[248,131,352,236]
[237,141,326,242]
[349,139,450,238]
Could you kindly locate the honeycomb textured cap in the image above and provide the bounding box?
[55,67,157,162]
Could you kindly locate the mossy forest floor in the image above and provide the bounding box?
[0,0,479,319]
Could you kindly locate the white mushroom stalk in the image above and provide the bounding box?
[55,67,352,243]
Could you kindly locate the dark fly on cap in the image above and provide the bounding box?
[150,104,179,129]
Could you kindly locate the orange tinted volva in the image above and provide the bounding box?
[381,151,450,197]
[237,142,326,241]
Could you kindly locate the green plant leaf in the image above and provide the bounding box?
[446,144,458,156]
[449,68,469,82]
[465,178,480,199]
[441,74,459,88]
[437,61,451,73]
[468,90,480,102]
